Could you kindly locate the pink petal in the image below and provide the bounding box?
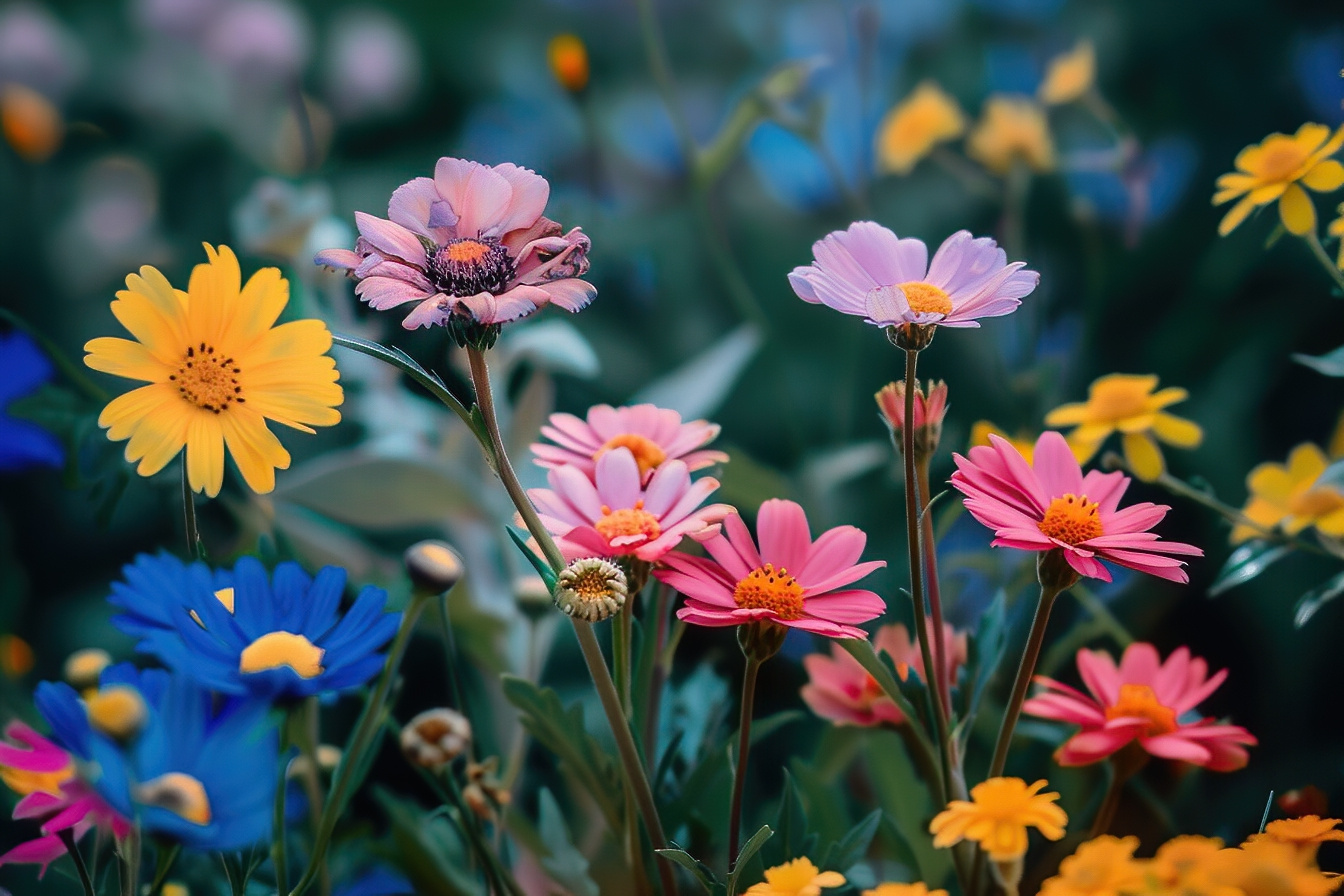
[830,221,928,285]
[387,177,441,237]
[801,589,886,623]
[756,499,812,569]
[354,212,427,267]
[491,162,550,235]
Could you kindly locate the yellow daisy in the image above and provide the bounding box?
[1044,374,1202,481]
[1039,40,1096,106]
[864,884,948,896]
[1040,836,1146,896]
[875,81,967,175]
[1249,816,1344,860]
[1213,123,1344,237]
[929,777,1067,862]
[1209,839,1341,896]
[745,857,846,896]
[84,244,342,497]
[967,95,1056,175]
[1231,443,1344,544]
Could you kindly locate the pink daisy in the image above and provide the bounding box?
[801,621,967,726]
[949,431,1202,583]
[788,222,1039,329]
[315,157,594,344]
[531,403,728,482]
[1022,642,1256,770]
[654,499,886,640]
[528,447,732,562]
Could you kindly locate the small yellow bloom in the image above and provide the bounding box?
[1147,835,1229,891]
[970,421,1094,465]
[1,83,63,161]
[1208,839,1341,896]
[1328,203,1344,269]
[1039,40,1096,106]
[875,81,966,175]
[1231,443,1344,544]
[548,34,589,93]
[84,244,343,497]
[864,884,948,896]
[1213,123,1344,237]
[1250,816,1344,860]
[1044,374,1202,481]
[1041,836,1145,896]
[967,96,1055,175]
[745,857,846,896]
[929,777,1067,862]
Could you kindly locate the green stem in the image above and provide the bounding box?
[119,827,140,896]
[331,333,476,434]
[273,719,292,896]
[297,697,331,896]
[147,843,182,896]
[986,581,1064,780]
[727,656,761,867]
[642,583,674,771]
[58,829,95,896]
[614,604,633,717]
[632,0,697,164]
[181,460,201,558]
[916,459,952,720]
[1302,229,1344,293]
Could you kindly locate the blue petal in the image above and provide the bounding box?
[0,418,63,471]
[0,330,55,403]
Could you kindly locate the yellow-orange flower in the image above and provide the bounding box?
[1208,839,1341,896]
[1041,836,1145,896]
[1147,835,1231,894]
[1039,40,1096,106]
[875,81,966,175]
[1213,124,1344,237]
[745,857,846,896]
[547,33,589,93]
[1231,443,1344,544]
[1044,374,1202,481]
[864,884,948,896]
[84,244,343,497]
[1249,816,1344,860]
[929,777,1067,862]
[967,96,1055,175]
[0,634,33,678]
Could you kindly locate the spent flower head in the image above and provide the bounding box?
[1214,124,1344,236]
[553,557,628,622]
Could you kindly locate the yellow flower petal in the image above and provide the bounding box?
[1279,183,1317,235]
[1302,159,1344,193]
[875,81,966,175]
[1218,194,1259,236]
[1043,402,1092,426]
[1123,431,1165,481]
[1152,412,1203,447]
[84,336,167,383]
[220,408,291,495]
[1038,40,1095,105]
[185,414,226,497]
[223,265,289,348]
[186,244,243,347]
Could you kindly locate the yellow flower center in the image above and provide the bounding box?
[1104,683,1178,736]
[1,762,74,797]
[134,772,212,825]
[170,342,244,414]
[1038,493,1105,544]
[594,501,662,545]
[239,632,326,679]
[1254,140,1310,181]
[898,281,954,316]
[566,566,617,601]
[87,685,148,741]
[1087,379,1153,420]
[1287,487,1344,520]
[594,434,668,476]
[733,563,805,620]
[190,587,236,628]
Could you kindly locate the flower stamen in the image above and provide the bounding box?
[899,281,953,316]
[1038,493,1104,545]
[134,772,212,825]
[1104,683,1178,736]
[427,237,515,298]
[733,563,806,620]
[594,434,667,475]
[170,342,244,414]
[239,632,325,679]
[594,501,661,546]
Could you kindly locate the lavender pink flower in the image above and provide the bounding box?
[532,403,728,482]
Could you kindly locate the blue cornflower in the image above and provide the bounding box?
[110,554,400,701]
[34,664,277,851]
[0,330,63,471]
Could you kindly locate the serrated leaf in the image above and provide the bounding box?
[1293,568,1344,627]
[631,324,761,419]
[536,788,599,896]
[1209,540,1294,596]
[657,846,721,894]
[959,588,1008,741]
[727,825,775,896]
[274,451,480,530]
[1292,345,1344,377]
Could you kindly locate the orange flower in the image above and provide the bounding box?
[745,857,846,896]
[1040,836,1145,896]
[1213,124,1344,236]
[929,777,1067,861]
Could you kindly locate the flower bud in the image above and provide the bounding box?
[553,558,627,623]
[514,574,554,622]
[86,685,148,742]
[287,744,342,779]
[887,322,937,352]
[401,708,472,771]
[404,540,465,595]
[738,619,788,663]
[876,379,948,461]
[1037,548,1081,594]
[64,648,112,691]
[547,34,589,93]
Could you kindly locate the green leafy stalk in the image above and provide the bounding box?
[1301,229,1344,293]
[727,655,761,867]
[58,830,95,896]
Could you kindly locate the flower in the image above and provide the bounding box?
[874,81,966,175]
[1040,836,1145,896]
[1039,41,1096,106]
[745,857,846,896]
[1213,124,1344,236]
[528,447,731,562]
[970,421,1096,465]
[553,557,628,622]
[532,403,728,482]
[1023,642,1256,770]
[967,96,1056,175]
[876,380,948,458]
[1208,839,1341,896]
[1231,443,1344,544]
[1251,817,1344,860]
[0,635,33,678]
[1044,374,1203,482]
[0,330,63,471]
[950,431,1203,583]
[1,83,62,161]
[547,33,589,93]
[864,885,948,896]
[1147,835,1227,892]
[788,223,1039,331]
[656,498,886,639]
[83,244,343,497]
[400,708,472,771]
[929,777,1067,861]
[109,553,400,701]
[314,157,594,346]
[34,664,277,851]
[802,622,967,726]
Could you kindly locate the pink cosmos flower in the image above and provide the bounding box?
[1022,643,1256,770]
[0,722,131,875]
[788,222,1038,329]
[315,157,593,343]
[802,622,968,725]
[655,499,886,639]
[531,403,728,483]
[528,447,732,562]
[949,431,1202,583]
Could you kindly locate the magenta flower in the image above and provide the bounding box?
[1023,643,1256,771]
[532,403,728,483]
[316,157,594,346]
[788,222,1038,329]
[528,448,732,562]
[949,431,1202,583]
[655,499,886,639]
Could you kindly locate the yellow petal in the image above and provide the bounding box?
[1152,412,1203,447]
[1147,386,1189,410]
[1302,159,1344,192]
[249,319,335,365]
[1070,421,1115,446]
[84,336,167,383]
[1279,183,1317,235]
[112,267,190,361]
[186,244,242,348]
[99,384,180,441]
[1116,413,1157,434]
[220,408,290,494]
[1247,464,1295,502]
[1247,182,1289,204]
[121,400,190,478]
[1043,402,1092,426]
[1123,432,1164,481]
[1315,124,1344,160]
[1218,194,1259,236]
[1285,443,1328,482]
[222,265,289,348]
[185,414,226,497]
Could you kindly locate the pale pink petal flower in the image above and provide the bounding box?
[1023,643,1256,770]
[532,403,728,483]
[655,499,886,640]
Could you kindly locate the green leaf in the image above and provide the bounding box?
[376,789,484,896]
[865,730,949,886]
[273,451,481,530]
[631,324,761,420]
[727,825,775,896]
[769,771,817,866]
[1209,540,1294,596]
[1294,568,1344,627]
[330,332,475,430]
[820,809,882,872]
[656,846,721,894]
[536,788,599,896]
[1292,345,1344,376]
[960,589,1008,743]
[506,526,557,590]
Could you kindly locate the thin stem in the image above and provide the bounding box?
[1302,229,1344,293]
[633,0,697,164]
[642,583,674,771]
[119,827,141,896]
[987,582,1064,780]
[331,333,476,433]
[614,604,633,717]
[1088,748,1147,838]
[0,307,109,404]
[181,461,201,558]
[58,829,95,896]
[297,698,331,896]
[728,656,761,867]
[916,459,951,719]
[273,720,291,896]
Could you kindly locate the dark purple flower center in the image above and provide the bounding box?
[427,237,516,298]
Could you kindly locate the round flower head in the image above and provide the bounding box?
[929,777,1067,862]
[745,857,846,896]
[655,498,886,639]
[84,244,343,497]
[109,553,400,701]
[1209,839,1339,896]
[789,222,1038,331]
[950,431,1203,583]
[1214,123,1344,236]
[1023,642,1256,770]
[553,557,628,622]
[315,157,593,347]
[532,403,728,482]
[1040,836,1144,896]
[1231,443,1344,544]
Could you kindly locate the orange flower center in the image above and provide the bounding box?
[444,239,492,264]
[1254,141,1309,181]
[170,342,244,414]
[1087,379,1152,420]
[239,631,325,679]
[898,281,953,316]
[594,501,662,546]
[1,762,74,798]
[594,434,668,476]
[1038,493,1104,544]
[733,563,805,620]
[134,772,212,825]
[1104,683,1178,736]
[1287,487,1344,520]
[429,237,515,298]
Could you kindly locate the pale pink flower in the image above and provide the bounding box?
[802,622,967,725]
[315,157,593,343]
[788,222,1038,328]
[949,431,1202,583]
[528,448,731,562]
[532,403,728,482]
[1023,643,1256,770]
[655,499,886,639]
